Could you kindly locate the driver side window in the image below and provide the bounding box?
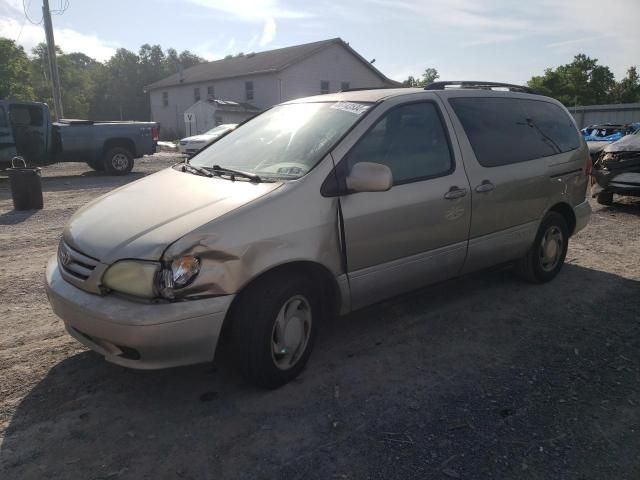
[345,102,453,185]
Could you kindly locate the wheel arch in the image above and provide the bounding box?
[103,137,136,158]
[546,202,577,236]
[218,261,342,343]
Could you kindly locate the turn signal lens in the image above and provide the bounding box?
[171,256,201,288]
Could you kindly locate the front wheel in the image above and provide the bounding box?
[103,147,134,175]
[596,190,614,206]
[229,273,319,388]
[514,212,568,283]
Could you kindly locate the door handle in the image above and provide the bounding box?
[444,186,467,200]
[475,180,495,193]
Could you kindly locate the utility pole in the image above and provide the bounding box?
[42,0,64,120]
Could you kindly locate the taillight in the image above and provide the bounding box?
[151,125,159,141]
[585,154,592,175]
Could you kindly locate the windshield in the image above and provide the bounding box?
[191,101,372,179]
[205,125,234,135]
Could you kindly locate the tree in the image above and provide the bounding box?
[0,38,34,100]
[527,54,616,106]
[402,68,439,87]
[611,66,640,103]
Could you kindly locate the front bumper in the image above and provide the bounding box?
[45,257,234,369]
[591,169,640,197]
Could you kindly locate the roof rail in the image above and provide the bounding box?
[339,86,403,92]
[424,81,537,94]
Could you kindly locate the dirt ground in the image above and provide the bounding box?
[1,155,639,480]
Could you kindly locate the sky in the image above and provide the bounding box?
[1,0,639,84]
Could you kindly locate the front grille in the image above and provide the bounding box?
[58,241,100,282]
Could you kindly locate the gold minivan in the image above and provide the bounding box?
[46,83,592,388]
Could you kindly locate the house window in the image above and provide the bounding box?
[245,81,254,101]
[341,81,350,91]
[207,85,214,98]
[194,87,201,102]
[321,81,329,94]
[162,91,168,107]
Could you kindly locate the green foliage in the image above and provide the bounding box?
[402,68,439,88]
[0,37,204,120]
[527,54,636,106]
[0,38,34,100]
[611,67,640,104]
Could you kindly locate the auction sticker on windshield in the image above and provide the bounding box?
[330,102,370,115]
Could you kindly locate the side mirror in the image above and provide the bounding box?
[345,162,393,193]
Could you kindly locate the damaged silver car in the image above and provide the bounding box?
[591,130,640,205]
[46,84,591,388]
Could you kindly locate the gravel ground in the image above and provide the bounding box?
[0,155,639,480]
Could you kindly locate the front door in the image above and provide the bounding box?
[8,102,49,164]
[335,98,471,310]
[0,102,17,164]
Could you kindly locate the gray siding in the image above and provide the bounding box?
[280,43,387,101]
[151,73,278,136]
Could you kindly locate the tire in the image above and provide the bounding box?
[103,147,134,176]
[514,212,569,284]
[596,190,614,206]
[229,272,320,389]
[86,158,104,171]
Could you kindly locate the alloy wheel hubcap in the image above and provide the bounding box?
[112,153,128,170]
[539,225,563,272]
[271,295,312,370]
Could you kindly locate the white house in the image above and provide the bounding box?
[147,38,399,137]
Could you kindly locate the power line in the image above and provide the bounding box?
[22,0,43,25]
[51,0,70,15]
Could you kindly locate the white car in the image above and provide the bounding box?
[179,124,237,157]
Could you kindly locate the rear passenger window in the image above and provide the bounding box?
[346,102,453,184]
[449,97,580,167]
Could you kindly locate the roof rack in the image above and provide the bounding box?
[339,86,402,92]
[424,81,537,94]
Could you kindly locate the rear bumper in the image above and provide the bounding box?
[573,199,591,235]
[45,257,234,369]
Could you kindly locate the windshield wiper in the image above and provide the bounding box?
[181,163,213,177]
[211,165,261,183]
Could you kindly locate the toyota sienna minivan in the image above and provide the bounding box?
[46,82,592,388]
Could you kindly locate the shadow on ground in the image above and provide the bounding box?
[0,209,38,225]
[2,265,639,479]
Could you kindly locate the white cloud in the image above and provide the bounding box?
[0,17,118,61]
[187,0,310,21]
[259,17,276,47]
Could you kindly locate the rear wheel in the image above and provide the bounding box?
[596,190,614,206]
[103,147,134,176]
[514,212,568,283]
[229,272,319,388]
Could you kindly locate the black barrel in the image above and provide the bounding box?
[7,157,43,211]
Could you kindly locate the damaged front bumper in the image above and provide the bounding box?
[591,150,640,198]
[46,256,234,369]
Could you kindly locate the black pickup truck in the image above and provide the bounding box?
[0,100,159,175]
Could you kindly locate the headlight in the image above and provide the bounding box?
[158,256,201,299]
[102,261,160,298]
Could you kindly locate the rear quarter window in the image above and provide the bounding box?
[449,97,580,167]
